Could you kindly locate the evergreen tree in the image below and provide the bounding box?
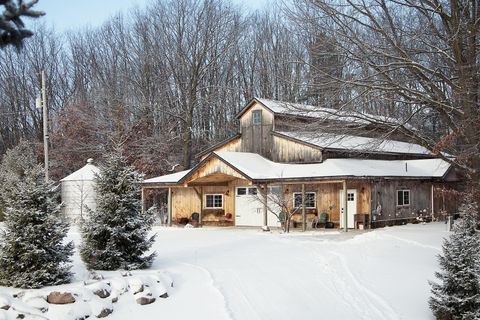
[429,195,480,320]
[0,141,73,288]
[0,0,45,49]
[80,149,156,270]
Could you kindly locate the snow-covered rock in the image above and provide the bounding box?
[47,291,76,304]
[86,282,111,299]
[0,294,11,310]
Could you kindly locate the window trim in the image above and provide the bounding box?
[293,192,316,209]
[205,193,224,209]
[252,110,262,125]
[396,189,410,207]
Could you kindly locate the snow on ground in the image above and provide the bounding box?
[0,222,449,320]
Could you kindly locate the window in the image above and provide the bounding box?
[248,187,257,195]
[252,110,262,125]
[205,194,223,208]
[397,190,410,206]
[347,193,355,201]
[237,188,247,196]
[293,192,316,208]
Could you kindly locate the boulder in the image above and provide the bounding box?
[135,296,156,305]
[47,292,76,304]
[87,282,112,299]
[121,271,132,277]
[111,297,118,303]
[159,293,169,299]
[0,293,11,310]
[97,308,113,318]
[27,297,49,313]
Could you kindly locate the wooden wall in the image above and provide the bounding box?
[271,135,322,163]
[185,157,246,184]
[239,102,274,158]
[372,180,433,223]
[200,137,242,161]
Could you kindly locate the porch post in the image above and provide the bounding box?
[262,183,269,231]
[141,187,146,214]
[168,187,172,226]
[301,183,306,232]
[343,180,348,232]
[431,184,434,221]
[199,186,203,226]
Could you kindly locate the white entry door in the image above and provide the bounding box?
[235,187,281,227]
[340,189,357,229]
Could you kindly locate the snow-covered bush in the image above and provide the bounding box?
[0,141,74,288]
[80,149,156,270]
[429,195,480,320]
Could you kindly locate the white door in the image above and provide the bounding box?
[235,187,281,227]
[340,189,357,229]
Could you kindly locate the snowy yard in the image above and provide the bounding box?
[1,222,449,320]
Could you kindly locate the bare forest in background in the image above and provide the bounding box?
[0,0,478,188]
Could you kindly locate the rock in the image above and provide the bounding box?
[87,282,112,299]
[97,308,113,318]
[111,297,118,303]
[93,288,110,299]
[89,271,104,281]
[0,304,10,310]
[0,294,11,310]
[47,292,76,304]
[159,293,169,299]
[136,297,156,305]
[120,271,132,277]
[16,314,25,319]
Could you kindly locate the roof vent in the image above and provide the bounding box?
[87,158,94,164]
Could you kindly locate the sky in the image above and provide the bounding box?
[31,0,269,32]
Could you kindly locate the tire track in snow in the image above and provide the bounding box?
[178,262,234,320]
[326,251,400,320]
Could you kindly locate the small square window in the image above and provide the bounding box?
[347,193,355,201]
[205,194,223,208]
[248,187,258,195]
[252,110,262,125]
[397,190,410,206]
[293,192,316,208]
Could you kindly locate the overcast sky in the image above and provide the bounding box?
[32,0,269,32]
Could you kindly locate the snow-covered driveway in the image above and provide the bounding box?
[148,223,446,320]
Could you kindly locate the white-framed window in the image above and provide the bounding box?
[252,110,262,125]
[397,190,410,206]
[236,187,257,196]
[205,194,223,209]
[293,192,316,208]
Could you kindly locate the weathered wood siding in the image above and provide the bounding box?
[372,180,432,223]
[200,137,242,161]
[239,102,274,158]
[282,181,371,224]
[185,157,247,185]
[271,135,322,163]
[171,187,201,221]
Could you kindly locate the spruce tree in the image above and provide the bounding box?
[0,141,73,288]
[80,149,156,270]
[429,195,480,320]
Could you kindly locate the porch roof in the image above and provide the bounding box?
[143,152,452,186]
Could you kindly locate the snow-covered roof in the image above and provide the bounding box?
[60,160,100,182]
[277,131,431,155]
[248,98,407,127]
[144,152,451,185]
[215,152,449,181]
[143,169,191,184]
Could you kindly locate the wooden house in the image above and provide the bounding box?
[142,98,459,229]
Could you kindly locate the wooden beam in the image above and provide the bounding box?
[262,183,269,231]
[199,186,203,226]
[302,183,306,232]
[168,187,172,226]
[141,187,146,214]
[343,180,348,232]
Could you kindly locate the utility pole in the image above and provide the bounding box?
[36,70,48,182]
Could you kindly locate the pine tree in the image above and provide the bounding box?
[429,195,480,320]
[0,141,73,288]
[80,149,156,270]
[0,0,45,49]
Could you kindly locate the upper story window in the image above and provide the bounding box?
[252,110,262,125]
[397,189,410,206]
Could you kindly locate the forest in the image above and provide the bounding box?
[0,0,478,188]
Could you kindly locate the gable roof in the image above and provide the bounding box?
[143,151,452,186]
[195,133,241,159]
[60,161,100,182]
[275,131,432,156]
[236,98,408,128]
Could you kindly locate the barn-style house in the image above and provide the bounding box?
[142,98,459,230]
